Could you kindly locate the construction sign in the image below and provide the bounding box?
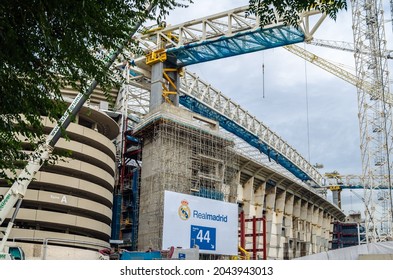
[162,190,238,255]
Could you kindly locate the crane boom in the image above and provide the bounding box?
[283,44,393,105]
[309,38,393,59]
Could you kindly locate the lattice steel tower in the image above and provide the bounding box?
[351,0,393,242]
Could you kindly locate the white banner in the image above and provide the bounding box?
[162,190,238,255]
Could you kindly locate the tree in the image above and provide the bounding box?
[248,0,347,27]
[0,0,190,181]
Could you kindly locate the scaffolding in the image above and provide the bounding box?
[134,106,237,251]
[111,82,143,250]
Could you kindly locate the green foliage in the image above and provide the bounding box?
[0,0,190,181]
[248,0,347,27]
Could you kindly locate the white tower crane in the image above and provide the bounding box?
[291,2,393,242]
[351,0,393,242]
[284,36,393,242]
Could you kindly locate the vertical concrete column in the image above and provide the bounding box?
[150,62,164,111]
[311,206,319,253]
[299,200,308,241]
[254,182,266,216]
[306,203,314,255]
[321,212,327,252]
[282,192,294,259]
[283,192,294,259]
[264,185,276,259]
[325,213,333,250]
[255,182,266,257]
[332,190,341,208]
[234,171,243,203]
[292,197,301,258]
[242,176,254,252]
[316,209,324,252]
[319,212,326,251]
[273,190,286,259]
[243,176,255,217]
[284,193,294,238]
[299,200,308,256]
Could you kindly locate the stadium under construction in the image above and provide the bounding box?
[2,3,393,260]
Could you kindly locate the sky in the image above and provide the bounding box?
[159,1,393,216]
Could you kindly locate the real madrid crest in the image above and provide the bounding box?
[178,199,190,220]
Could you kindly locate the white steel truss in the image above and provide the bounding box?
[178,70,324,186]
[351,0,393,242]
[283,44,393,105]
[137,5,326,51]
[309,38,393,59]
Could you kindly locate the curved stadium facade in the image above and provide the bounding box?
[0,88,119,259]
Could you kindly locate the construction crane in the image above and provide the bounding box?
[284,40,393,242]
[308,38,393,59]
[286,0,393,242]
[283,44,393,105]
[350,0,393,243]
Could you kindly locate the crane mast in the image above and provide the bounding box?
[351,0,393,242]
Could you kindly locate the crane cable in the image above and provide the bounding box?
[262,52,265,99]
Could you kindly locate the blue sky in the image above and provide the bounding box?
[161,1,393,216]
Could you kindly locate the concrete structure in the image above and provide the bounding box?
[235,152,344,259]
[133,104,236,252]
[132,104,345,259]
[0,88,119,259]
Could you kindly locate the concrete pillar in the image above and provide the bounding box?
[273,190,285,259]
[243,176,255,217]
[299,200,307,240]
[150,62,164,111]
[264,185,276,258]
[242,176,254,252]
[298,200,308,256]
[255,182,266,258]
[311,206,319,253]
[234,171,242,202]
[150,62,180,112]
[306,203,314,254]
[292,197,302,258]
[325,213,332,250]
[284,193,294,236]
[254,182,266,217]
[283,192,294,259]
[315,208,323,253]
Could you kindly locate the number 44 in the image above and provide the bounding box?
[196,229,210,243]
